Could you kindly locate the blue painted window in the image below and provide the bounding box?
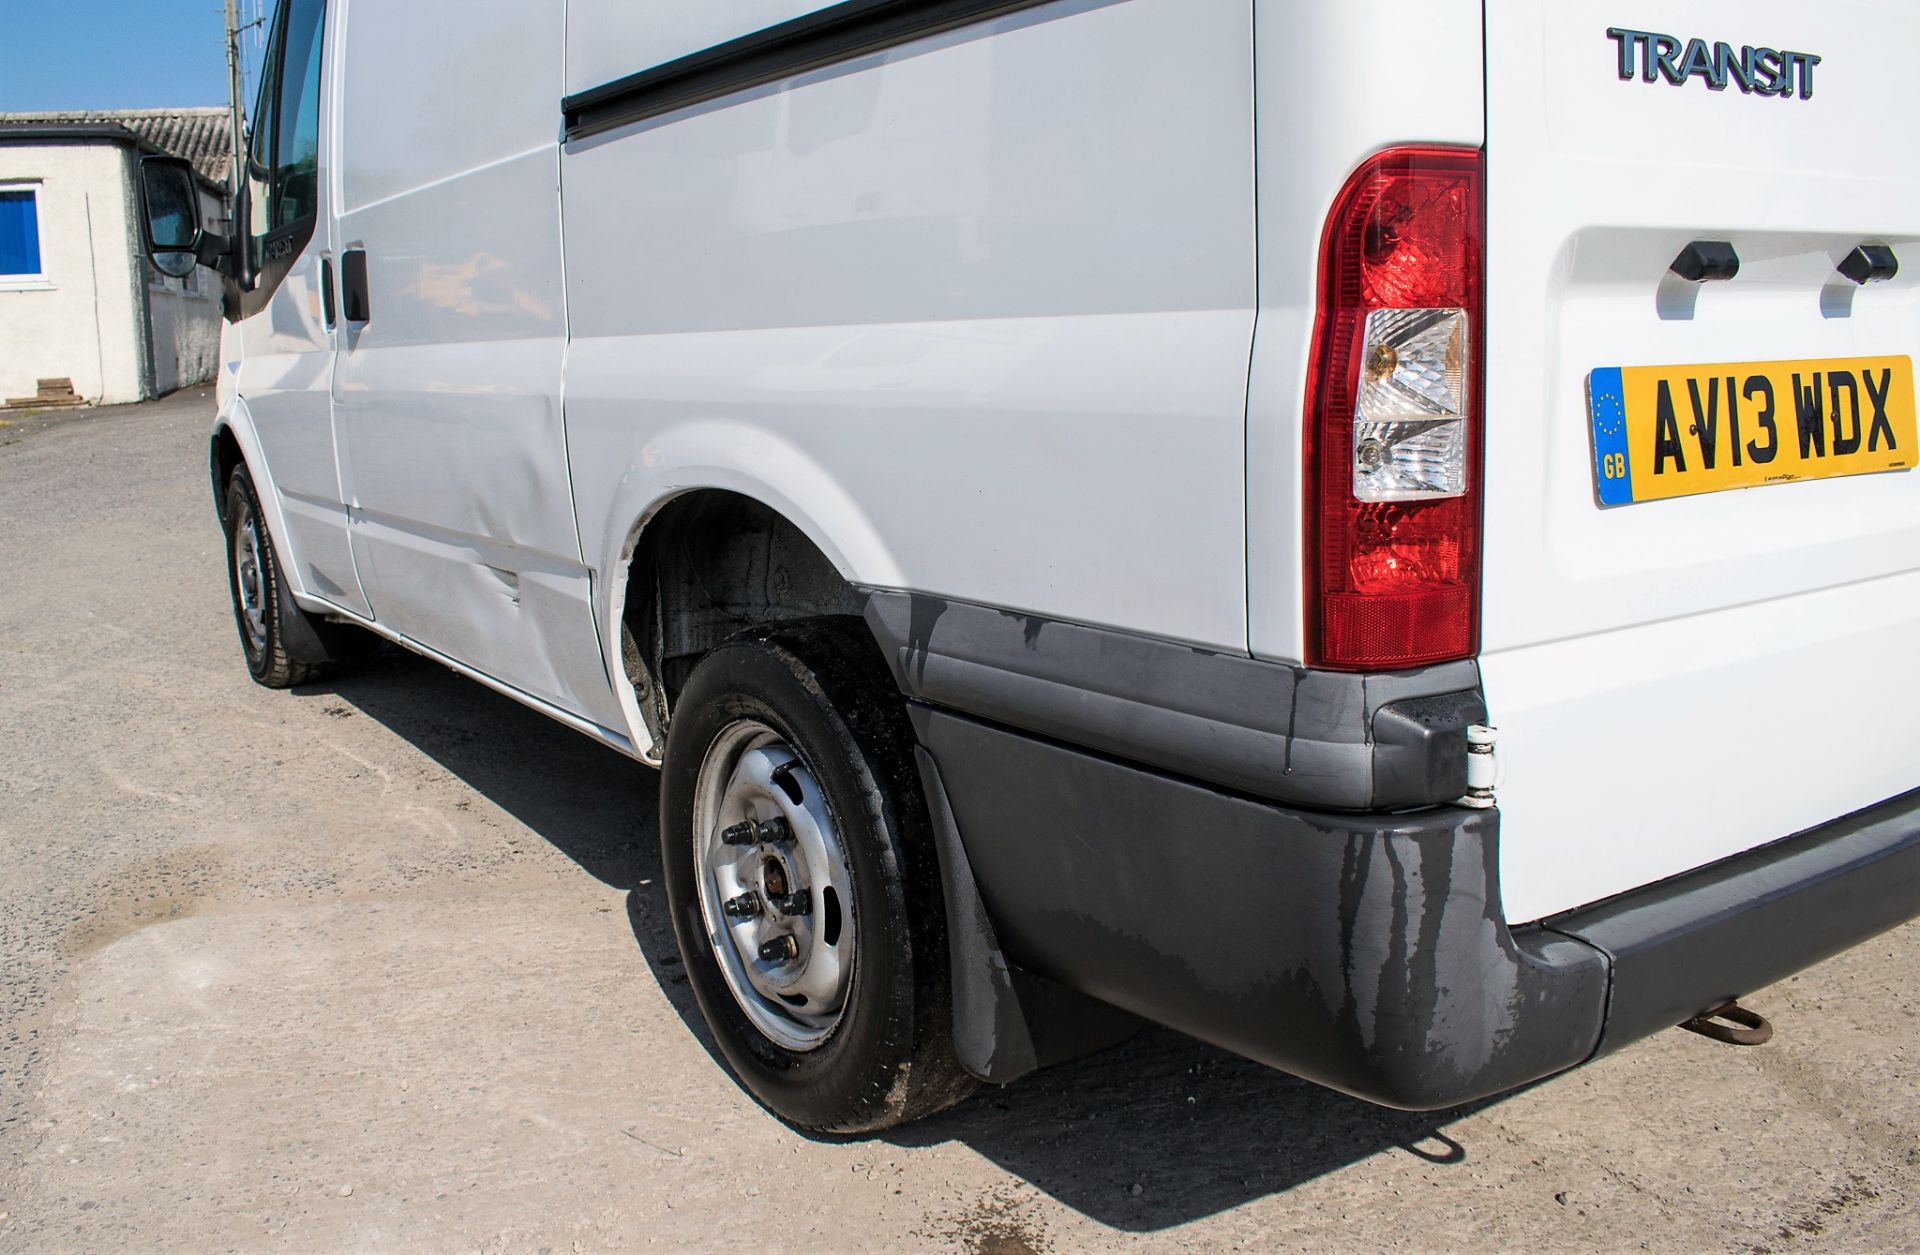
[0,189,43,277]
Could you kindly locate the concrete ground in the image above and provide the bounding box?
[1,389,1917,1253]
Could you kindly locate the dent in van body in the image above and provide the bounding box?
[325,0,621,726]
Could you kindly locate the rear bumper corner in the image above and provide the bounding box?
[920,706,1920,1109]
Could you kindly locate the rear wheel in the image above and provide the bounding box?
[660,619,973,1133]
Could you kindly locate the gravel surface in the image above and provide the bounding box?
[1,390,1917,1252]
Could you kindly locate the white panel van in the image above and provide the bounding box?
[137,0,1920,1131]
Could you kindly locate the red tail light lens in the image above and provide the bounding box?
[1305,147,1484,671]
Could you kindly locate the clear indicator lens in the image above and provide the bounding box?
[1352,307,1469,502]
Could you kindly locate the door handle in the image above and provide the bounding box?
[320,256,337,328]
[341,248,371,323]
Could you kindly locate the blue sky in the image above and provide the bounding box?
[0,1,258,113]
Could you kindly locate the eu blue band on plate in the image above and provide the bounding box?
[1587,366,1633,507]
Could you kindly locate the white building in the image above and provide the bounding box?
[0,109,231,408]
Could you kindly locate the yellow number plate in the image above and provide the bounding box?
[1587,355,1917,506]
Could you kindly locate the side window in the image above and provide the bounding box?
[245,13,281,252]
[0,186,45,282]
[247,0,326,264]
[273,0,325,228]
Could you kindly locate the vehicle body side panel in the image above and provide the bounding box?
[233,0,368,617]
[562,0,1257,674]
[237,280,369,613]
[329,0,621,728]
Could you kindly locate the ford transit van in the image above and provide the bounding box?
[139,0,1920,1132]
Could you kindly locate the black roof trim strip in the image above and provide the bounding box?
[562,0,1055,142]
[0,123,143,145]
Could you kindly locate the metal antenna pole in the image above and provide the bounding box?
[224,0,245,203]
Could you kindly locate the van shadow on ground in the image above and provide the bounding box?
[312,649,1497,1232]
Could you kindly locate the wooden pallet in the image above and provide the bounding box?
[2,378,86,409]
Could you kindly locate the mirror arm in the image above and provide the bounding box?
[196,230,236,277]
[231,182,256,288]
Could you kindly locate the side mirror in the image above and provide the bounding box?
[139,155,231,280]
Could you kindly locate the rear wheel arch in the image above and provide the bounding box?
[615,489,883,749]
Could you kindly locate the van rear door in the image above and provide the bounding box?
[1478,2,1920,922]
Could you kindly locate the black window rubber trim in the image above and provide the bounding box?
[562,0,1058,141]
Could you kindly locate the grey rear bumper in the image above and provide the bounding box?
[915,706,1920,1109]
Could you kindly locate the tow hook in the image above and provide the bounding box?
[1680,1001,1774,1046]
[1456,724,1499,809]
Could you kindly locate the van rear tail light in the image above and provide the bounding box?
[1305,148,1484,671]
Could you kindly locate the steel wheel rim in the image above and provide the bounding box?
[233,505,269,653]
[692,718,856,1052]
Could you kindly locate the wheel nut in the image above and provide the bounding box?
[720,817,795,847]
[758,936,799,963]
[769,891,811,917]
[723,892,762,918]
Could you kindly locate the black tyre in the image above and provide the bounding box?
[660,618,974,1133]
[222,465,365,688]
